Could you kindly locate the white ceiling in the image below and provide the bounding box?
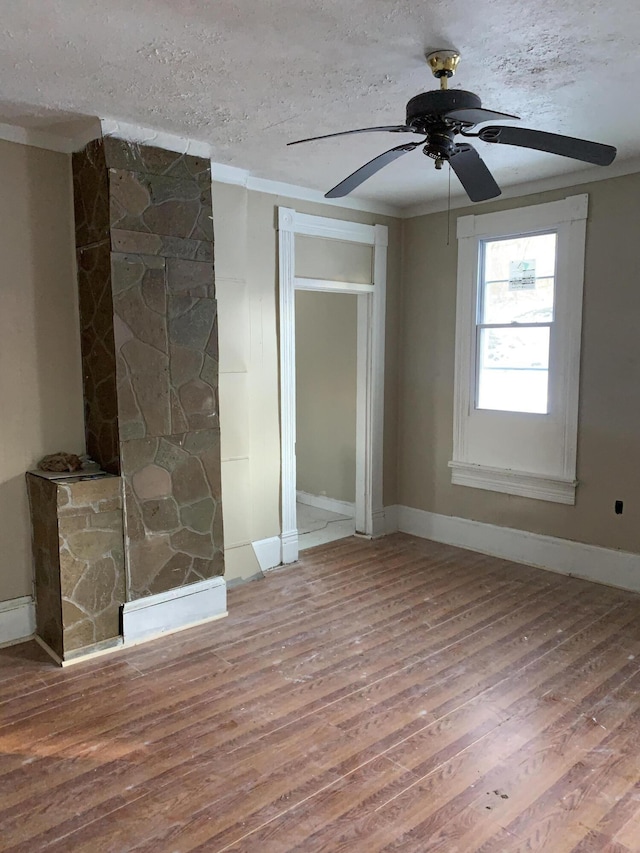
[1,0,639,211]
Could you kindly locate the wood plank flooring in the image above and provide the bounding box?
[2,533,640,852]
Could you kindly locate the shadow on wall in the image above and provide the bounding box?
[26,147,83,458]
[0,141,83,603]
[0,474,35,600]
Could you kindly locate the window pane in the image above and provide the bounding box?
[477,326,550,413]
[481,233,556,324]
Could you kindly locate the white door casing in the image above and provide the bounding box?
[277,207,388,564]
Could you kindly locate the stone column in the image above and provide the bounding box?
[73,140,120,474]
[72,138,224,603]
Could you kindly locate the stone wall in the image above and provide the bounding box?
[72,138,224,602]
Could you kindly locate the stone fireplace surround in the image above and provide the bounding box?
[28,136,227,664]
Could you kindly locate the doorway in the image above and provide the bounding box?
[295,289,358,550]
[277,207,388,564]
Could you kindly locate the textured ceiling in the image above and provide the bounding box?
[1,0,639,209]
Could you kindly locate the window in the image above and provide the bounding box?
[450,195,588,504]
[476,232,556,414]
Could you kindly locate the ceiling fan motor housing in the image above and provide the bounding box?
[407,89,482,161]
[406,89,482,129]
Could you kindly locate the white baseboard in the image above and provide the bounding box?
[296,490,355,518]
[0,596,35,647]
[122,576,227,645]
[393,505,640,594]
[251,536,282,572]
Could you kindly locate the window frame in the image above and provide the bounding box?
[449,194,588,505]
[474,228,558,415]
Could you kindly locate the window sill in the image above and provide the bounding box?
[448,461,577,505]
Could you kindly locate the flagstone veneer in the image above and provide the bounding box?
[121,431,223,599]
[27,473,125,661]
[74,139,120,475]
[72,137,224,604]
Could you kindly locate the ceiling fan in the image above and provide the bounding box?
[288,51,617,203]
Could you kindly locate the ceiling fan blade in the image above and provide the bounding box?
[325,142,421,198]
[288,126,418,146]
[446,107,520,124]
[449,144,502,202]
[479,125,617,166]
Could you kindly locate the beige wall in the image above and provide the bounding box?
[295,291,357,503]
[295,236,373,284]
[399,173,640,554]
[0,140,84,603]
[213,182,402,581]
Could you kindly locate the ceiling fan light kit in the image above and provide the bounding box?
[288,51,617,204]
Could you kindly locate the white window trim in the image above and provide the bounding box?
[450,193,588,505]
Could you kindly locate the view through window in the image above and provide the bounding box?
[476,231,557,414]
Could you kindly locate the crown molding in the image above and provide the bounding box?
[246,175,400,217]
[209,162,400,216]
[0,118,102,154]
[100,118,211,158]
[400,155,640,219]
[0,120,78,154]
[209,162,249,185]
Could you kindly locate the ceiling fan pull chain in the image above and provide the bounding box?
[447,163,452,246]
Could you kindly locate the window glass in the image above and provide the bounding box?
[480,233,556,325]
[477,327,550,413]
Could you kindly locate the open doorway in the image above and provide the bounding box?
[295,289,357,550]
[277,207,388,564]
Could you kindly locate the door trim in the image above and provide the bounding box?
[277,207,388,563]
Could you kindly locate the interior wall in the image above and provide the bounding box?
[211,181,255,583]
[295,236,373,284]
[0,140,84,604]
[295,290,357,504]
[213,182,402,581]
[399,172,640,554]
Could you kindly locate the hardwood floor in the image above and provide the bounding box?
[2,533,640,852]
